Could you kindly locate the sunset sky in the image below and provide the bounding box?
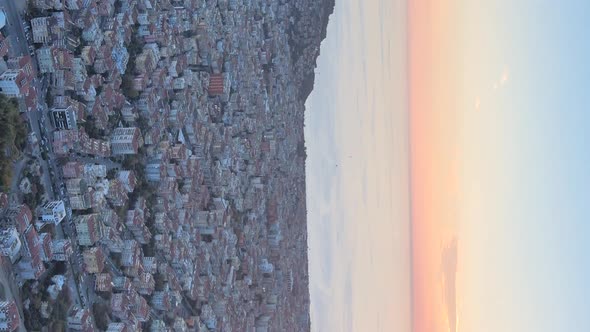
[307,0,590,331]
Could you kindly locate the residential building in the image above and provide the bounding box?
[18,226,53,279]
[83,163,106,178]
[65,178,87,196]
[36,46,56,73]
[0,204,33,234]
[75,214,102,246]
[106,323,128,332]
[51,239,73,261]
[110,127,143,155]
[95,273,113,292]
[0,228,21,263]
[22,225,41,261]
[105,179,128,207]
[121,239,141,269]
[39,200,66,225]
[112,276,132,292]
[38,232,53,262]
[52,129,78,155]
[7,56,35,80]
[208,73,224,96]
[78,130,111,156]
[15,256,45,280]
[30,17,50,43]
[83,247,105,273]
[62,161,84,178]
[69,193,92,210]
[117,171,137,193]
[67,308,94,332]
[150,320,167,331]
[51,106,78,130]
[0,34,9,59]
[130,290,150,321]
[133,272,155,295]
[110,293,130,321]
[0,70,29,97]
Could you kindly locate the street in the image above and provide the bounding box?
[0,0,28,57]
[0,0,91,320]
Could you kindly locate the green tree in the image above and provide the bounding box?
[93,303,110,330]
[0,95,27,189]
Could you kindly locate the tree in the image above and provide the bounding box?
[296,140,307,159]
[92,303,110,330]
[114,0,123,13]
[121,74,139,99]
[45,88,54,107]
[80,119,103,139]
[155,273,166,291]
[107,168,117,180]
[27,0,45,18]
[0,95,27,189]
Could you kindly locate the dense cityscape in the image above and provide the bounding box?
[0,0,333,330]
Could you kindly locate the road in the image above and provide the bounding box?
[0,2,126,324]
[0,0,90,319]
[0,3,45,331]
[1,0,54,200]
[0,0,28,57]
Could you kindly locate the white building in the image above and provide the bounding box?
[30,17,50,44]
[51,106,78,130]
[0,228,21,263]
[0,70,27,97]
[36,46,56,73]
[0,10,6,30]
[40,200,66,225]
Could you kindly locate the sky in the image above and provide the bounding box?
[307,0,590,331]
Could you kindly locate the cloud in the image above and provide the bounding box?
[500,66,509,85]
[493,66,510,89]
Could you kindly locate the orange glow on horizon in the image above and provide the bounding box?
[408,0,463,331]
